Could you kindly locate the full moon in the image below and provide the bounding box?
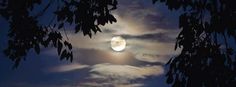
[111,36,126,52]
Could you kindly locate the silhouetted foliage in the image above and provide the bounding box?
[0,0,117,68]
[153,0,236,87]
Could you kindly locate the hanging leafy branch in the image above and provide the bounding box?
[0,0,117,68]
[153,0,236,87]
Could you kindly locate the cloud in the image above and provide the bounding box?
[89,63,164,81]
[116,83,144,87]
[0,82,76,87]
[47,63,89,73]
[74,48,137,65]
[42,47,165,66]
[99,0,176,36]
[126,39,175,55]
[115,0,178,31]
[79,82,144,87]
[121,32,175,43]
[76,63,164,87]
[65,32,111,50]
[135,53,171,63]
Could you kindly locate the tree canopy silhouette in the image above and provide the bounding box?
[0,0,117,68]
[153,0,236,87]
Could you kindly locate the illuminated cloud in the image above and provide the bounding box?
[76,63,164,87]
[120,32,175,43]
[79,82,144,87]
[116,83,144,87]
[135,53,171,63]
[89,63,164,80]
[47,63,89,73]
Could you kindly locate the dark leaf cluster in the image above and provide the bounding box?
[0,0,117,68]
[54,0,117,37]
[153,0,236,87]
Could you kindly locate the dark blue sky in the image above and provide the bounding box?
[0,0,180,87]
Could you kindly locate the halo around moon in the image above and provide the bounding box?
[111,36,126,52]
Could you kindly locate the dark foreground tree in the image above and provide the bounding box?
[153,0,236,87]
[0,0,117,68]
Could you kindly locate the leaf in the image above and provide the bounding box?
[60,50,67,60]
[57,41,63,55]
[108,14,117,23]
[34,44,40,54]
[166,74,173,84]
[70,52,73,62]
[64,41,72,50]
[52,39,57,47]
[56,32,63,39]
[179,13,187,28]
[96,26,102,32]
[68,43,72,50]
[67,15,73,24]
[166,58,173,65]
[88,32,92,38]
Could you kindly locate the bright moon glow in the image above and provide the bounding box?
[111,36,126,52]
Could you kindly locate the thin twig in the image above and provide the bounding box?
[34,0,54,18]
[63,27,69,40]
[223,33,229,49]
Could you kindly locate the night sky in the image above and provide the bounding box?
[0,0,181,87]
